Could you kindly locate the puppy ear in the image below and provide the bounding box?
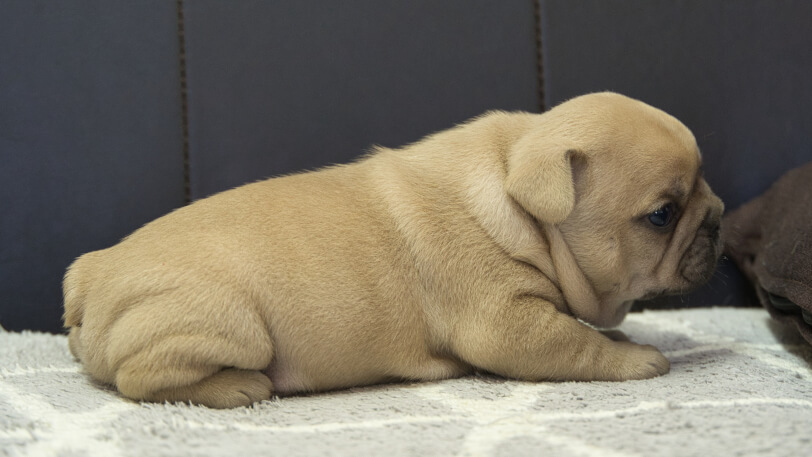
[505,136,579,224]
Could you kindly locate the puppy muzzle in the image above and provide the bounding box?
[678,216,723,285]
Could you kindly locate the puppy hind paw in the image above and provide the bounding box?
[147,368,273,409]
[231,370,275,405]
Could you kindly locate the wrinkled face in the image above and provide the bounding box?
[557,113,724,328]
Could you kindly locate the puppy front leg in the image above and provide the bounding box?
[454,296,669,382]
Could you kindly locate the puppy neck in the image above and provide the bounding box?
[543,224,608,327]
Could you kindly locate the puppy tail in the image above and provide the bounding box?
[62,258,86,328]
[63,253,94,360]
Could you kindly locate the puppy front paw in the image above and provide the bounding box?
[611,342,670,380]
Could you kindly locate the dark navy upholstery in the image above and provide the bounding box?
[2,1,810,331]
[0,1,185,332]
[540,0,812,309]
[182,0,539,199]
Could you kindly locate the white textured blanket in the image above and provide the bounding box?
[2,308,811,457]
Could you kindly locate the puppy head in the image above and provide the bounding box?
[506,92,724,327]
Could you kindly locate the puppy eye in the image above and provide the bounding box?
[648,204,675,227]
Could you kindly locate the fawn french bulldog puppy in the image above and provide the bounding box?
[64,92,723,408]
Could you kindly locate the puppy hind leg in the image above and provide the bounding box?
[110,295,275,408]
[114,332,274,409]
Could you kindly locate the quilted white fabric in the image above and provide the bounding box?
[2,307,811,457]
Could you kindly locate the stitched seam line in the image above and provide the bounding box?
[177,0,191,204]
[533,0,546,112]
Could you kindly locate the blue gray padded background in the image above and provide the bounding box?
[0,1,186,333]
[181,0,539,199]
[540,0,812,309]
[541,0,812,210]
[3,1,812,332]
[0,1,538,332]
